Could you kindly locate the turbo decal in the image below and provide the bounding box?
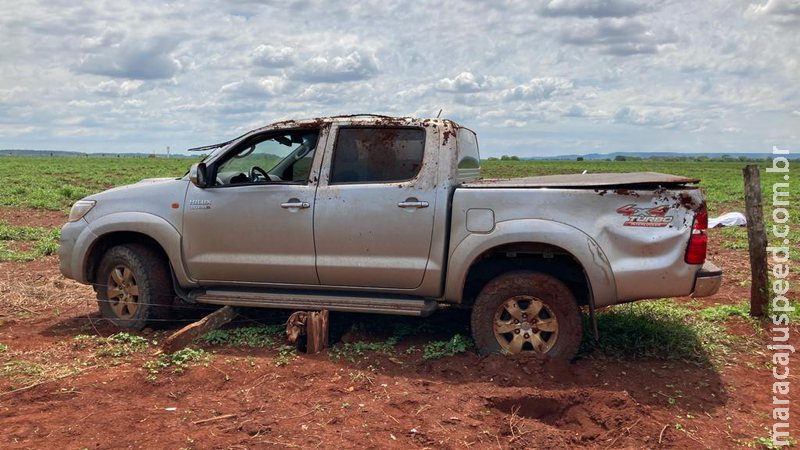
[616,204,674,227]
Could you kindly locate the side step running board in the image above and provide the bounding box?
[191,289,438,317]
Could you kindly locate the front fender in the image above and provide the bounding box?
[445,219,618,308]
[81,212,195,287]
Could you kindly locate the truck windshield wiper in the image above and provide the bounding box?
[186,130,251,153]
[186,139,234,153]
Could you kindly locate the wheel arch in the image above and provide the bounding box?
[82,212,194,287]
[445,219,617,310]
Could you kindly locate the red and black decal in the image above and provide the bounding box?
[616,204,674,227]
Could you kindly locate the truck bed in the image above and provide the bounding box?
[462,172,700,189]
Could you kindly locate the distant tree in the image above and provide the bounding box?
[487,157,498,161]
[576,156,584,161]
[500,155,510,161]
[614,155,627,161]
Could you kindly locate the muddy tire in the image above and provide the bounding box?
[95,244,174,330]
[471,271,582,360]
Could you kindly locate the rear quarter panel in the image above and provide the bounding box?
[447,187,704,306]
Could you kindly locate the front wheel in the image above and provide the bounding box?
[471,271,582,360]
[94,244,174,329]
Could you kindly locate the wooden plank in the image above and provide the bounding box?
[161,305,237,353]
[306,310,329,354]
[742,165,769,317]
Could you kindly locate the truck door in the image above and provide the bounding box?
[182,128,324,285]
[313,125,437,289]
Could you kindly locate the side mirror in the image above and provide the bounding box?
[189,162,208,188]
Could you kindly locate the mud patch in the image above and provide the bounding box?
[487,389,646,441]
[0,207,67,228]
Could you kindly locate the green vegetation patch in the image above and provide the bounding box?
[329,319,473,363]
[698,302,753,323]
[0,221,60,262]
[274,345,297,367]
[73,332,152,358]
[199,324,285,348]
[0,156,194,210]
[422,334,473,360]
[585,299,737,363]
[143,348,211,377]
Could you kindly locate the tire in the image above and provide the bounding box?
[471,270,582,360]
[94,244,174,330]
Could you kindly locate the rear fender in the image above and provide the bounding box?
[445,219,617,308]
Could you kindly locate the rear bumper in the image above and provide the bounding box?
[691,261,722,298]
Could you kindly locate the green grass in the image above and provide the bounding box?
[698,302,752,322]
[0,156,194,211]
[274,345,297,367]
[0,221,60,262]
[72,333,152,361]
[329,340,397,363]
[199,324,285,348]
[585,299,738,363]
[143,348,211,377]
[422,334,473,359]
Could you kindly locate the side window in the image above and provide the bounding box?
[330,128,424,184]
[456,127,480,182]
[457,128,480,169]
[214,130,318,186]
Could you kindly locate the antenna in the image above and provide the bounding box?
[436,109,443,118]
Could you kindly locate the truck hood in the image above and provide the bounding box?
[137,177,178,184]
[86,177,187,200]
[462,172,699,189]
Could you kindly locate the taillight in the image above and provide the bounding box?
[685,209,708,265]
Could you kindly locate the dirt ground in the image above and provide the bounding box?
[0,224,797,449]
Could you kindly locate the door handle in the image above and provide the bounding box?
[397,200,429,209]
[281,201,310,209]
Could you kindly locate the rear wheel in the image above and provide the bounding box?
[471,271,582,360]
[95,244,174,329]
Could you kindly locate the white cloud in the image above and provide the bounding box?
[77,34,184,80]
[435,72,504,93]
[220,77,289,98]
[558,19,677,55]
[539,0,652,18]
[746,0,800,25]
[503,78,574,101]
[93,80,145,97]
[251,45,296,68]
[292,51,379,83]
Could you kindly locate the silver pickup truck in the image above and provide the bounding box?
[59,115,721,359]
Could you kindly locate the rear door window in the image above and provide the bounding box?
[329,128,424,184]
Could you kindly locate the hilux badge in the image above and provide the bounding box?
[188,199,211,210]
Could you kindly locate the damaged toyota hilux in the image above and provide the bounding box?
[59,115,722,359]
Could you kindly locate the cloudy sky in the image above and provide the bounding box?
[1,0,798,157]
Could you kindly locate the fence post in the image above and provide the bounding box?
[742,165,768,317]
